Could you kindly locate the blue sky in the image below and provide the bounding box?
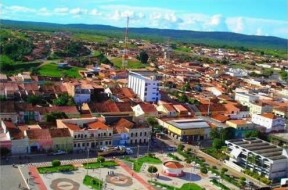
[1,0,287,38]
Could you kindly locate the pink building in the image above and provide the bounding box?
[26,129,53,152]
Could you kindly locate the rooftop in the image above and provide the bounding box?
[167,119,210,130]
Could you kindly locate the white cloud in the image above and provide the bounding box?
[90,9,101,16]
[54,7,69,14]
[38,7,51,16]
[70,8,87,15]
[7,5,35,13]
[255,28,262,36]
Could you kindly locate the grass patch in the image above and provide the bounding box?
[83,160,118,169]
[92,50,102,57]
[83,175,103,190]
[167,153,182,161]
[111,57,147,69]
[37,63,81,78]
[38,164,76,174]
[210,179,230,190]
[149,181,204,190]
[134,154,162,172]
[72,33,108,42]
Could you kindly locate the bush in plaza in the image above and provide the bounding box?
[177,144,184,151]
[200,167,208,174]
[52,160,61,167]
[97,156,105,163]
[148,165,158,173]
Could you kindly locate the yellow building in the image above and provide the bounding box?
[49,128,73,151]
[158,118,211,143]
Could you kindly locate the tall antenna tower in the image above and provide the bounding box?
[122,16,129,69]
[164,37,171,64]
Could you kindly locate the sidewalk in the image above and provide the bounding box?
[28,166,47,190]
[115,159,155,190]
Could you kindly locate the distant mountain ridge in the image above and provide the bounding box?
[1,19,287,51]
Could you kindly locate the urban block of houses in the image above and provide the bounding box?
[234,92,259,107]
[225,120,255,138]
[157,118,211,143]
[226,138,288,180]
[249,101,273,115]
[251,113,286,133]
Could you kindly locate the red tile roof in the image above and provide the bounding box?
[26,129,51,140]
[139,103,157,113]
[3,121,25,139]
[63,122,81,131]
[212,114,229,123]
[164,161,184,169]
[87,120,111,130]
[49,128,71,138]
[261,113,277,119]
[163,104,176,112]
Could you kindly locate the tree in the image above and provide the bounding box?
[245,130,259,138]
[46,112,67,123]
[210,128,220,139]
[147,165,158,173]
[212,138,224,150]
[52,160,61,167]
[53,94,75,106]
[139,51,149,63]
[221,168,228,176]
[27,95,43,106]
[97,156,105,163]
[0,55,14,71]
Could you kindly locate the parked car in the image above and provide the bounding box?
[125,148,133,155]
[166,146,177,151]
[48,150,67,156]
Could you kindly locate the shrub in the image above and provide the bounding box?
[52,160,61,167]
[200,167,208,174]
[186,147,192,152]
[185,158,192,164]
[177,144,184,151]
[148,166,158,173]
[97,156,105,163]
[221,168,228,175]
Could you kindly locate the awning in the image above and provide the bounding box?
[231,148,242,159]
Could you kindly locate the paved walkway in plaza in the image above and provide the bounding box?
[115,159,155,190]
[28,166,47,190]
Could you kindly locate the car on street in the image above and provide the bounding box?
[166,146,177,151]
[48,150,67,156]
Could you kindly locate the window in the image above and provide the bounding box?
[144,132,147,136]
[104,133,106,136]
[98,134,100,137]
[140,132,142,136]
[78,143,80,147]
[105,141,108,145]
[78,134,80,138]
[84,135,87,138]
[135,133,138,137]
[100,142,102,145]
[131,133,133,137]
[109,141,111,145]
[74,135,77,139]
[81,134,83,138]
[82,143,85,147]
[144,93,147,96]
[74,144,77,147]
[109,133,112,136]
[87,143,89,146]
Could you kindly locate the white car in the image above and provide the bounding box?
[52,150,67,155]
[126,148,133,154]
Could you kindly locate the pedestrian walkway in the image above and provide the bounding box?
[28,166,47,190]
[115,159,155,190]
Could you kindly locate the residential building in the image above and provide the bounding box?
[235,92,259,106]
[128,71,161,102]
[225,138,288,180]
[112,118,151,145]
[225,120,255,138]
[1,121,29,154]
[26,129,53,152]
[251,113,286,133]
[249,101,273,115]
[156,103,177,117]
[49,128,73,151]
[273,106,288,119]
[158,118,211,143]
[57,118,113,151]
[0,101,18,123]
[132,103,158,121]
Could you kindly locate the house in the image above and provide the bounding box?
[251,113,286,133]
[173,104,189,116]
[157,103,177,117]
[128,71,161,102]
[26,129,53,152]
[225,138,288,180]
[0,101,18,123]
[249,101,273,115]
[1,121,29,154]
[112,118,151,145]
[49,128,73,151]
[0,73,8,82]
[132,103,158,121]
[273,106,288,119]
[57,117,113,151]
[212,114,229,123]
[235,92,259,106]
[224,103,250,119]
[158,118,211,143]
[225,120,255,138]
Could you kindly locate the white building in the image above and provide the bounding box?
[226,138,288,180]
[226,68,248,77]
[128,71,161,102]
[251,113,286,133]
[235,92,259,107]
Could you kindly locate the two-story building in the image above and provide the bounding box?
[251,113,286,133]
[235,92,259,107]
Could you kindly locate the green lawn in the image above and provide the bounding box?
[92,50,102,57]
[111,57,147,69]
[202,147,229,160]
[38,164,76,174]
[83,160,118,169]
[83,175,103,190]
[72,33,108,42]
[37,63,82,78]
[134,155,162,172]
[149,181,204,190]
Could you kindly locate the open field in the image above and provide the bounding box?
[37,63,82,78]
[111,57,147,69]
[72,33,108,42]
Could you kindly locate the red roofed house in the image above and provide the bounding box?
[1,120,29,154]
[132,103,158,121]
[252,113,285,133]
[26,129,53,152]
[49,128,73,151]
[157,103,177,117]
[57,117,113,151]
